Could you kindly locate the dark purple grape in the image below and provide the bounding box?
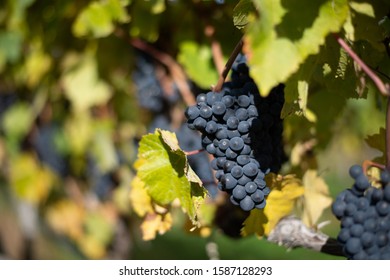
[240,196,255,211]
[232,185,246,200]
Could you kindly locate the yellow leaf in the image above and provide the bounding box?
[10,153,55,205]
[129,176,154,217]
[242,173,304,237]
[301,170,333,227]
[77,235,106,259]
[140,212,173,241]
[45,199,85,240]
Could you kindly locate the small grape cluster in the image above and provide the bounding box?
[133,52,179,113]
[332,165,390,259]
[185,57,285,211]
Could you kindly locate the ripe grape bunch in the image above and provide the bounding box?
[185,55,285,211]
[332,165,390,259]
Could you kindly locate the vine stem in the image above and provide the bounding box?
[335,34,390,171]
[212,37,244,92]
[334,34,390,96]
[114,29,196,106]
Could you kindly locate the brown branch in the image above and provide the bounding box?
[212,37,244,92]
[114,29,196,106]
[334,34,390,96]
[362,160,386,175]
[205,25,224,75]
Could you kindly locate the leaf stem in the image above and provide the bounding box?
[212,37,244,92]
[185,149,205,156]
[334,34,390,96]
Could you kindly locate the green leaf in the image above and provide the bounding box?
[178,41,219,88]
[233,0,255,29]
[129,0,164,42]
[62,55,112,112]
[134,129,205,224]
[246,0,349,96]
[73,0,130,38]
[1,102,33,143]
[0,31,23,64]
[365,127,386,164]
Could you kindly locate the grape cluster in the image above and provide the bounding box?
[185,56,285,211]
[332,165,390,259]
[133,52,179,113]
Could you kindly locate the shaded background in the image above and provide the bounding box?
[0,0,386,260]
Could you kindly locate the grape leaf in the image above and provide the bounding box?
[178,41,219,88]
[140,212,173,241]
[241,174,304,237]
[365,127,386,164]
[245,0,349,96]
[233,0,255,29]
[134,129,205,224]
[10,153,55,205]
[129,176,154,217]
[45,199,85,240]
[301,169,332,227]
[72,0,130,38]
[62,55,112,112]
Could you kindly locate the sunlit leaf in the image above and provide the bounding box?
[246,0,349,96]
[178,42,219,88]
[10,153,55,205]
[62,56,112,112]
[129,176,154,217]
[233,0,255,29]
[140,212,173,241]
[241,174,304,237]
[301,170,332,227]
[134,129,205,224]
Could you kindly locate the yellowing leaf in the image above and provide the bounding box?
[241,174,304,237]
[301,170,332,227]
[129,176,154,217]
[45,199,85,240]
[135,129,205,224]
[24,47,52,88]
[140,212,173,241]
[77,235,106,259]
[10,153,55,205]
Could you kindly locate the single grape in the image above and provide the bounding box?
[221,174,237,190]
[235,108,248,121]
[349,165,363,179]
[238,121,250,134]
[218,139,230,151]
[205,121,218,134]
[251,189,264,203]
[237,155,251,166]
[199,104,212,119]
[350,224,364,237]
[237,95,251,108]
[232,185,247,200]
[231,165,244,179]
[229,137,244,152]
[240,195,255,211]
[227,116,239,129]
[185,106,200,120]
[212,101,226,115]
[243,162,258,177]
[245,182,257,194]
[345,238,362,255]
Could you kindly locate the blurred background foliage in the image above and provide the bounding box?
[0,0,387,260]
